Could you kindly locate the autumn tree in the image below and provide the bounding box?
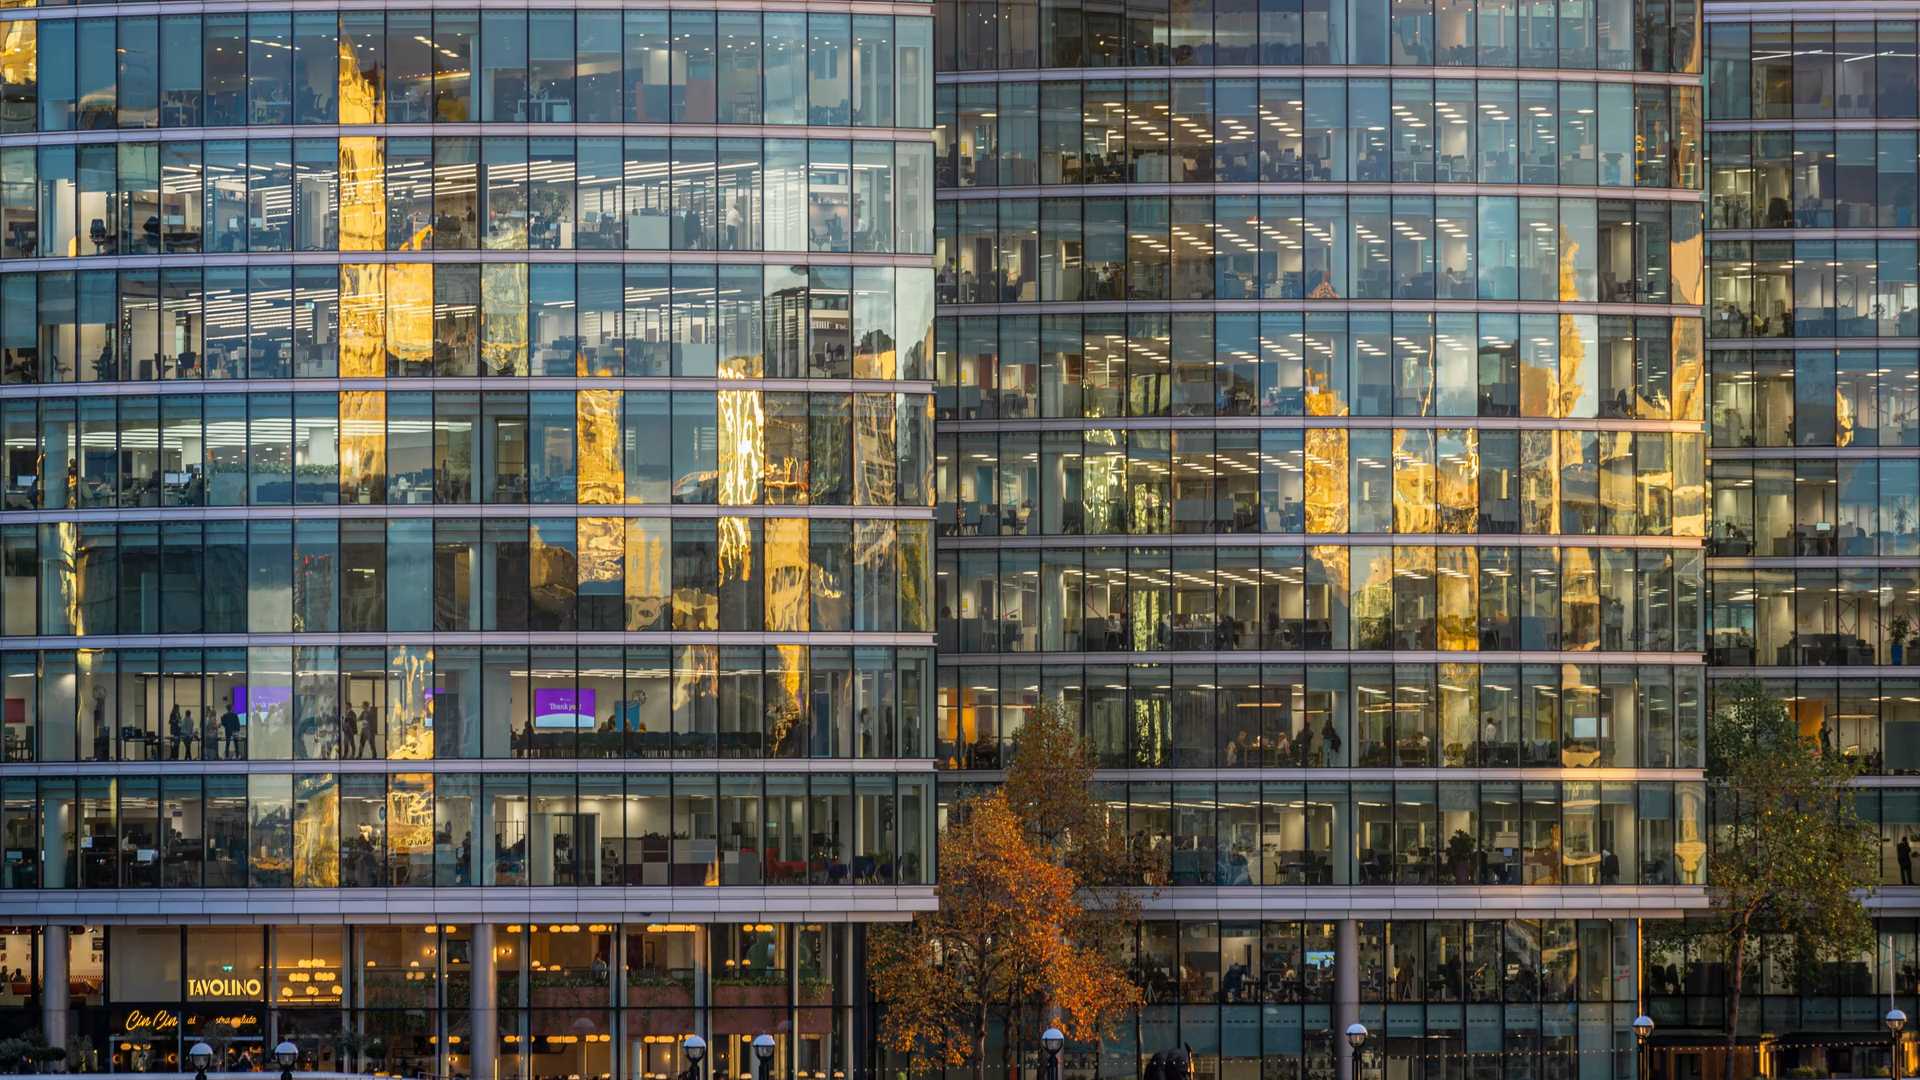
[1003,698,1132,882]
[1000,702,1143,1063]
[870,701,1142,1080]
[1660,679,1877,1080]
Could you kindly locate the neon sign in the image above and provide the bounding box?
[121,1009,179,1033]
[186,977,262,999]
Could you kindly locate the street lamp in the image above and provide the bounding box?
[1345,1024,1368,1080]
[1889,1009,1908,1080]
[1042,1027,1064,1080]
[683,1035,707,1080]
[188,1041,214,1080]
[1632,1015,1654,1080]
[273,1040,297,1080]
[752,1034,776,1080]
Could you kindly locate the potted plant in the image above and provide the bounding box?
[1446,829,1479,885]
[338,1029,375,1074]
[1893,615,1912,665]
[0,1036,33,1074]
[0,1031,62,1076]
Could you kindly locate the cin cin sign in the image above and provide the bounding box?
[122,1009,179,1033]
[187,978,262,999]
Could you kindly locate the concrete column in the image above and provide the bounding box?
[349,926,369,1072]
[611,930,627,1080]
[841,925,857,1080]
[1335,919,1359,1080]
[693,925,711,1047]
[787,929,800,1080]
[471,923,498,1080]
[41,926,68,1051]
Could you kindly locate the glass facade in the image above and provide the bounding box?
[1702,9,1920,745]
[0,771,933,888]
[930,0,1709,1075]
[13,0,1920,1078]
[0,1,939,1078]
[1684,8,1920,1075]
[0,142,933,264]
[0,923,868,1079]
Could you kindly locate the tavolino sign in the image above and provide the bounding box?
[185,978,263,999]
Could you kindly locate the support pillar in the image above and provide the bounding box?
[611,929,627,1080]
[841,925,857,1080]
[41,926,68,1051]
[693,925,711,1049]
[1335,919,1359,1080]
[471,923,497,1080]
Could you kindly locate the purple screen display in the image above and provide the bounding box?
[533,688,597,730]
[233,685,292,714]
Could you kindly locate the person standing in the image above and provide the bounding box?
[342,704,360,760]
[358,700,379,759]
[220,698,242,759]
[90,690,109,761]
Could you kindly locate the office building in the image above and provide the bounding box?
[0,4,941,1078]
[929,1,1715,1077]
[926,0,1920,1073]
[10,0,1920,1076]
[1677,1,1920,1073]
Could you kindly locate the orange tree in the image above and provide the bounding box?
[870,702,1142,1079]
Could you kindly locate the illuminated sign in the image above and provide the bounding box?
[186,978,262,999]
[121,1009,179,1034]
[184,1012,262,1032]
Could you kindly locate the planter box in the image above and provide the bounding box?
[712,982,787,1032]
[529,984,610,1009]
[712,982,786,1008]
[627,983,696,1029]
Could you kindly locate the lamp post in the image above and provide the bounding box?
[1042,1027,1064,1080]
[273,1040,296,1080]
[1632,1015,1654,1080]
[1889,1009,1908,1080]
[752,1034,776,1080]
[188,1041,214,1080]
[683,1035,707,1080]
[1345,1023,1368,1080]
